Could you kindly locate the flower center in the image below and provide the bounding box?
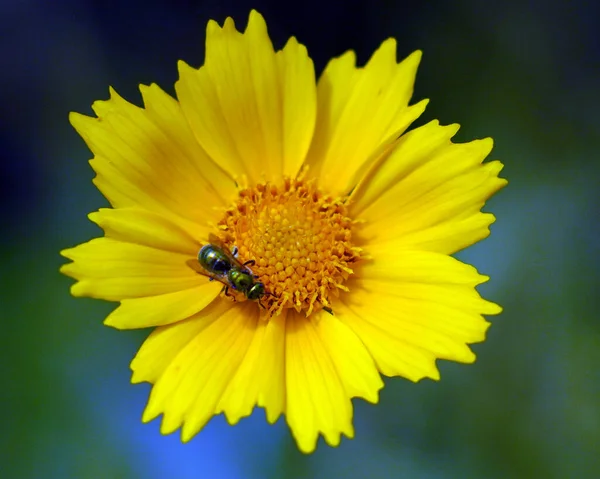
[216,177,362,317]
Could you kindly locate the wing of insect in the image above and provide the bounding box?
[207,233,254,273]
[207,232,227,250]
[185,258,226,283]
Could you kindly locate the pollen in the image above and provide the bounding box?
[217,177,362,317]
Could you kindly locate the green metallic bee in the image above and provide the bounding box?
[196,233,266,305]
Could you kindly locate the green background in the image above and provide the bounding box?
[2,0,598,477]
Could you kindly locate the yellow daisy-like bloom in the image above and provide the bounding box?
[61,10,506,453]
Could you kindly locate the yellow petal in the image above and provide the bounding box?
[350,121,507,254]
[313,310,383,403]
[359,245,495,286]
[216,311,287,425]
[276,37,317,177]
[70,84,236,223]
[141,301,257,440]
[139,84,237,206]
[305,42,427,195]
[387,212,498,255]
[338,248,499,381]
[285,312,354,453]
[104,283,222,329]
[336,299,442,382]
[350,121,459,212]
[60,238,202,300]
[88,207,202,255]
[256,311,287,423]
[176,10,317,184]
[131,304,224,384]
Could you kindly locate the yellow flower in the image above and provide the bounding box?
[61,10,506,453]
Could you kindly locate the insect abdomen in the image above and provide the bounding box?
[198,245,231,274]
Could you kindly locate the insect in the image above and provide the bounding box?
[195,234,266,305]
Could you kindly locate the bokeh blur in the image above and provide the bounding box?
[2,0,599,477]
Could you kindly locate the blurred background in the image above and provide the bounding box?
[1,0,599,477]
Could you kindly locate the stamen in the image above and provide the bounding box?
[215,177,361,318]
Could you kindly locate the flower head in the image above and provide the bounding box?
[61,10,506,453]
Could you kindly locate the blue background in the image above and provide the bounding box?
[1,0,599,477]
